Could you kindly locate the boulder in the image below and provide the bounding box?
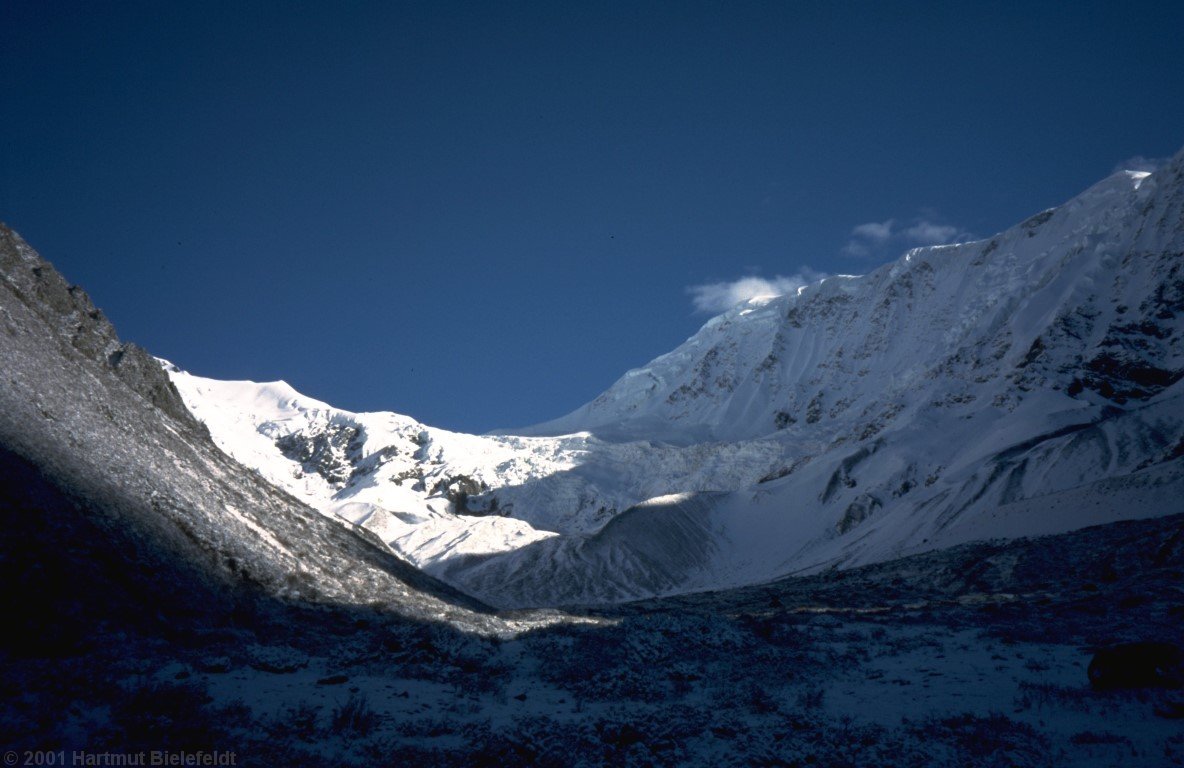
[1087,641,1184,690]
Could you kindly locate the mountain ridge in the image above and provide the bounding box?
[515,165,1180,442]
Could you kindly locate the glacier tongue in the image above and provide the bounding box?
[169,150,1184,608]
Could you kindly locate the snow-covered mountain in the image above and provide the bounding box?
[165,370,787,581]
[167,150,1184,608]
[4,212,1183,767]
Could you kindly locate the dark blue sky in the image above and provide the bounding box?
[3,1,1182,432]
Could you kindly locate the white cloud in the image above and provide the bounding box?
[687,269,826,314]
[842,215,972,259]
[850,219,894,243]
[1113,155,1169,174]
[843,219,895,257]
[904,221,961,245]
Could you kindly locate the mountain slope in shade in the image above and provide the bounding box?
[168,150,1184,608]
[0,223,557,634]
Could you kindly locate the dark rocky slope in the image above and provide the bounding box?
[0,224,534,638]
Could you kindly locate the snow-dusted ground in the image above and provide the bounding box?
[162,624,1162,765]
[10,511,1180,766]
[181,622,1175,767]
[168,151,1184,608]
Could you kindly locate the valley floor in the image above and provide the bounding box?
[3,513,1182,767]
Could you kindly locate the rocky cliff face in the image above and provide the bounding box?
[0,227,201,432]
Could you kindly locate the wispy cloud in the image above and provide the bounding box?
[687,269,827,314]
[843,215,972,260]
[1112,155,1169,174]
[842,219,893,258]
[851,219,894,243]
[904,221,962,245]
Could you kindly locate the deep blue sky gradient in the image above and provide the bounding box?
[3,1,1182,431]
